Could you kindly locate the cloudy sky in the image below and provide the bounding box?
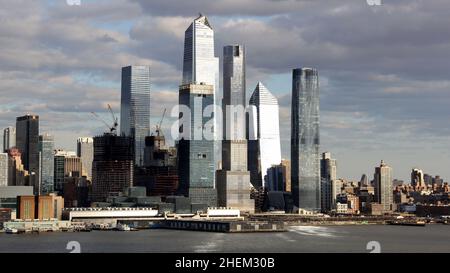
[1,0,449,182]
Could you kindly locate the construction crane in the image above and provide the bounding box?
[107,104,119,132]
[91,104,118,135]
[155,108,166,137]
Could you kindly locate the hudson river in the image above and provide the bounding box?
[1,225,450,253]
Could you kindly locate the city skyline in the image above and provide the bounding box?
[0,1,450,182]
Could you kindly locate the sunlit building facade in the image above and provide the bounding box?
[247,82,282,189]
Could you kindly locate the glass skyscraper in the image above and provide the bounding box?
[291,68,321,212]
[182,14,220,170]
[39,134,54,195]
[217,45,254,212]
[177,83,217,207]
[16,115,40,194]
[120,65,151,167]
[247,82,282,189]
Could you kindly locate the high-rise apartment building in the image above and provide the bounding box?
[281,159,291,192]
[291,68,321,212]
[39,134,54,195]
[0,153,8,187]
[374,160,393,212]
[77,137,94,180]
[120,65,151,167]
[321,152,337,212]
[247,82,282,189]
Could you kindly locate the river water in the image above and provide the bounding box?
[1,225,449,253]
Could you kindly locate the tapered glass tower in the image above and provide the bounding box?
[248,82,282,189]
[182,14,220,170]
[291,68,320,212]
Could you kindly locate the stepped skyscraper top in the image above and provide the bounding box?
[182,14,219,88]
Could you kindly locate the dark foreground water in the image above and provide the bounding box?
[1,225,450,253]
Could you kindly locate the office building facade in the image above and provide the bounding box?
[39,134,54,195]
[54,150,82,194]
[16,115,40,194]
[291,68,321,212]
[217,45,254,212]
[120,65,151,167]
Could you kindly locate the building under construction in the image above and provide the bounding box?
[135,134,179,197]
[91,134,134,202]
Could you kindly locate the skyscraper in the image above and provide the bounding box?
[217,45,254,212]
[182,14,219,96]
[291,68,321,212]
[0,153,7,187]
[39,134,54,195]
[3,127,16,152]
[320,152,337,212]
[120,65,151,167]
[16,115,40,194]
[182,14,220,169]
[374,160,393,212]
[77,137,94,180]
[247,82,282,189]
[177,83,217,207]
[91,134,134,202]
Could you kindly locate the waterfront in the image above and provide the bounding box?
[1,225,449,253]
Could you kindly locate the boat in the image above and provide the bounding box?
[5,228,18,234]
[115,223,131,231]
[387,220,426,227]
